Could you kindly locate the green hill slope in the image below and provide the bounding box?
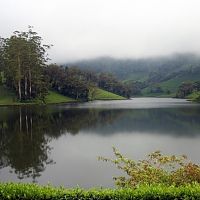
[141,70,200,97]
[68,54,200,97]
[0,86,125,106]
[94,88,126,100]
[45,91,75,104]
[0,86,76,105]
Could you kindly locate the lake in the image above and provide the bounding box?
[0,98,200,188]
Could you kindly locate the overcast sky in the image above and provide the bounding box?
[1,0,200,62]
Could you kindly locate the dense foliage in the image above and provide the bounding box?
[176,81,200,98]
[0,28,130,102]
[1,27,50,101]
[0,38,4,78]
[46,64,130,100]
[1,182,200,200]
[99,147,200,188]
[69,55,200,96]
[97,73,130,98]
[46,65,91,100]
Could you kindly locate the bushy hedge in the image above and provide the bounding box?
[1,182,200,200]
[99,148,200,187]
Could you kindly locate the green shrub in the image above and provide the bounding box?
[99,147,200,188]
[1,182,200,200]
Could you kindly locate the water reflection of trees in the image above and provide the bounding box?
[0,106,123,181]
[1,105,200,181]
[0,107,54,182]
[90,107,200,136]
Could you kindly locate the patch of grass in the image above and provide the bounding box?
[0,86,76,106]
[141,72,200,97]
[94,88,126,100]
[0,86,124,105]
[159,78,184,93]
[141,87,175,97]
[187,91,200,99]
[187,91,200,102]
[0,85,18,105]
[141,79,181,97]
[45,91,76,104]
[124,72,149,82]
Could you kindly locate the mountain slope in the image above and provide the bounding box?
[67,53,200,96]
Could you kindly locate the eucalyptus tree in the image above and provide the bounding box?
[0,37,5,84]
[3,27,50,101]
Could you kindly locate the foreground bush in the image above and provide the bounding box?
[99,147,200,187]
[1,182,200,200]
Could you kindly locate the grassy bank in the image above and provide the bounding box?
[0,85,16,105]
[1,182,200,200]
[0,86,76,106]
[0,86,126,106]
[44,91,75,104]
[187,91,200,102]
[94,88,126,100]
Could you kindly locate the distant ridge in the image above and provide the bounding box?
[66,53,200,96]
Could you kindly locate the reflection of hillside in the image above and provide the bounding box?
[0,106,123,181]
[0,106,124,137]
[0,105,200,181]
[86,107,200,136]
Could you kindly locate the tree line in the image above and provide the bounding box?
[46,64,130,100]
[0,27,130,102]
[176,81,200,98]
[0,27,50,101]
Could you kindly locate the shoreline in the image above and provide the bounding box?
[1,96,198,107]
[0,98,128,107]
[0,100,78,107]
[0,87,127,107]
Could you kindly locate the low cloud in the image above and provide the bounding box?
[1,0,200,62]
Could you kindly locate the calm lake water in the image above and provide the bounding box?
[0,98,200,188]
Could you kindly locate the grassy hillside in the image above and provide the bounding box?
[0,86,76,105]
[141,70,200,97]
[45,91,75,104]
[0,86,125,106]
[94,88,126,100]
[69,54,200,97]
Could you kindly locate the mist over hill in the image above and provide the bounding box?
[66,53,200,80]
[66,53,200,96]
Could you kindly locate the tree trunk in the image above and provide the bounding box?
[30,116,33,140]
[25,114,28,134]
[19,107,22,133]
[18,80,21,100]
[17,55,22,101]
[29,68,32,98]
[25,75,27,99]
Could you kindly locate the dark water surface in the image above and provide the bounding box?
[0,98,200,188]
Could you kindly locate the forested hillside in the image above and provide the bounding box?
[1,28,200,101]
[0,28,130,105]
[67,54,200,98]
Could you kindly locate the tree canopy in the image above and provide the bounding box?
[1,27,50,101]
[0,27,130,102]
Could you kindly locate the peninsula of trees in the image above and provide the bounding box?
[0,27,130,105]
